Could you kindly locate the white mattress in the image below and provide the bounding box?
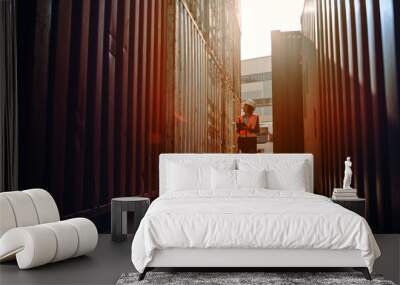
[131,189,380,273]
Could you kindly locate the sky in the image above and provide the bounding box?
[240,0,305,60]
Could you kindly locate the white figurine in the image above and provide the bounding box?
[343,157,352,189]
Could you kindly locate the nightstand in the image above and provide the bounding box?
[331,198,366,218]
[111,197,150,241]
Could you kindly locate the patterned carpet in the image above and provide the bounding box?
[117,271,396,285]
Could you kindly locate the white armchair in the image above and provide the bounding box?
[0,189,98,269]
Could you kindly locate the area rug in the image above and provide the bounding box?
[116,271,396,285]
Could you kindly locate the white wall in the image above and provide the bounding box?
[241,56,271,75]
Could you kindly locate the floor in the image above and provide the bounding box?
[1,234,399,285]
[374,234,400,284]
[0,235,135,285]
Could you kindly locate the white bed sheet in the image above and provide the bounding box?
[131,189,380,273]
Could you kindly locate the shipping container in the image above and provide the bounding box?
[271,31,304,154]
[301,0,400,233]
[17,0,241,226]
[171,0,241,153]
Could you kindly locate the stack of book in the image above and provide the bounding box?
[332,188,358,200]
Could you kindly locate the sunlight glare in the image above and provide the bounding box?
[240,0,305,59]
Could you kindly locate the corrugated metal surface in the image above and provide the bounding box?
[271,31,304,153]
[301,2,322,201]
[173,0,241,153]
[129,0,171,197]
[0,0,18,192]
[17,0,240,226]
[302,0,400,233]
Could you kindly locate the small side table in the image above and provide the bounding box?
[331,198,366,218]
[111,197,150,242]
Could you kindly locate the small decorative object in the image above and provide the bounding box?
[332,188,358,200]
[332,157,358,200]
[343,157,352,189]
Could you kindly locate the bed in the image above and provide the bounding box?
[131,154,380,280]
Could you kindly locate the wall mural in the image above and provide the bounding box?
[12,0,400,233]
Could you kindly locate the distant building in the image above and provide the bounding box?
[241,56,273,153]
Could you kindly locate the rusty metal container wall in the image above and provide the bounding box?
[16,0,170,220]
[129,0,173,197]
[171,0,241,153]
[301,0,322,206]
[301,0,400,233]
[17,0,241,226]
[271,31,304,154]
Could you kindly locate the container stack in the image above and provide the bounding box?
[332,188,358,200]
[172,0,241,153]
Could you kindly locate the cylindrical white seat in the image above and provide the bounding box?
[0,189,98,269]
[0,196,17,237]
[0,218,98,269]
[24,189,60,224]
[0,189,60,237]
[65,218,98,257]
[1,191,39,227]
[0,226,57,269]
[42,221,79,262]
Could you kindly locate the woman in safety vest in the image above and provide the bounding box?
[236,99,260,153]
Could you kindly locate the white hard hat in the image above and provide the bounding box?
[243,98,256,108]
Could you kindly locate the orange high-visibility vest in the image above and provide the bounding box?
[238,114,259,137]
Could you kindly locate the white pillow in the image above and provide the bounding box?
[167,158,236,171]
[211,168,236,190]
[237,159,308,191]
[167,162,211,191]
[236,169,267,188]
[265,162,307,191]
